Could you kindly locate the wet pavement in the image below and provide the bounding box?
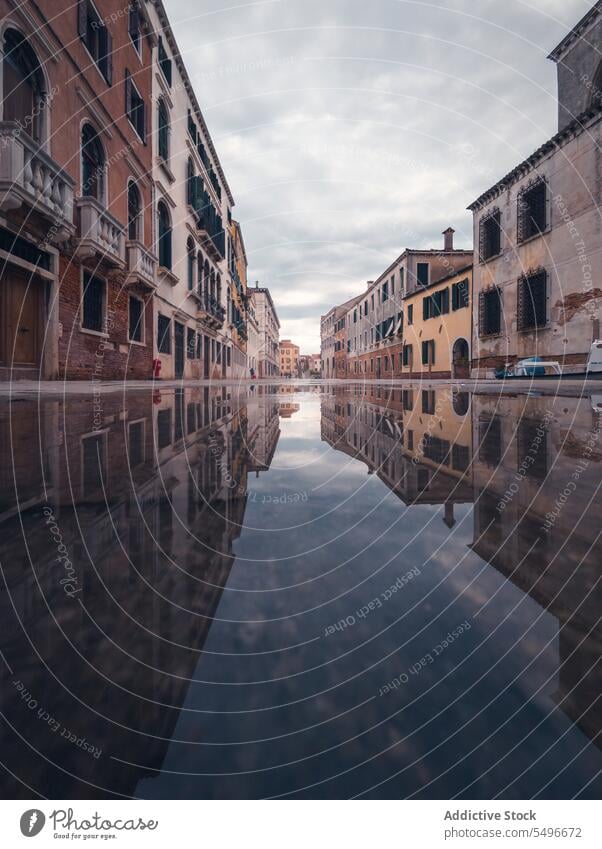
[0,382,600,799]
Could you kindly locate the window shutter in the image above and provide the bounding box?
[125,71,132,118]
[104,29,113,84]
[452,283,458,310]
[479,291,486,335]
[423,297,429,321]
[442,288,449,314]
[431,340,435,363]
[78,0,87,39]
[140,98,146,144]
[129,4,140,39]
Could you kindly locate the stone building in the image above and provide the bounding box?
[352,229,472,379]
[401,264,472,379]
[469,2,602,376]
[320,306,336,378]
[0,0,156,380]
[147,0,234,381]
[249,284,280,377]
[279,339,299,377]
[228,218,248,379]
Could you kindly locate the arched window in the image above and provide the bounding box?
[158,98,169,161]
[81,123,105,200]
[186,237,195,290]
[187,157,195,206]
[209,270,216,303]
[157,201,172,269]
[127,181,141,240]
[2,28,45,142]
[216,273,222,304]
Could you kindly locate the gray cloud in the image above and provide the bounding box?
[165,0,590,351]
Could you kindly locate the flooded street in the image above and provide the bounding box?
[0,383,600,799]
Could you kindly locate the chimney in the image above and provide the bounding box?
[443,227,455,251]
[367,280,374,289]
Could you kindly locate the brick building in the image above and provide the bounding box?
[1,0,158,380]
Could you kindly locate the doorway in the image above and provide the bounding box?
[1,267,42,377]
[452,338,470,379]
[174,322,185,379]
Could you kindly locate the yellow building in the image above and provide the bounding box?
[228,219,248,378]
[279,340,300,377]
[401,264,472,379]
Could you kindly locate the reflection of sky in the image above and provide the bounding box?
[139,393,602,800]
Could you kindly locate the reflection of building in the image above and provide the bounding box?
[228,219,249,378]
[470,393,602,749]
[0,385,280,797]
[249,284,280,377]
[322,384,473,523]
[469,4,602,376]
[279,340,299,378]
[246,387,281,475]
[279,403,300,418]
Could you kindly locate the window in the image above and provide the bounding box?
[422,390,436,414]
[479,287,502,337]
[128,295,143,343]
[78,0,112,84]
[187,328,196,359]
[407,304,413,325]
[452,278,469,311]
[128,3,141,54]
[402,389,413,410]
[157,201,172,269]
[187,157,195,206]
[127,182,141,240]
[390,275,395,295]
[128,421,144,468]
[517,269,547,331]
[382,281,388,302]
[518,178,547,242]
[402,344,413,367]
[417,263,429,286]
[125,72,145,139]
[478,416,502,467]
[157,37,172,86]
[2,29,46,142]
[82,272,105,333]
[399,267,405,291]
[157,409,171,449]
[186,238,195,290]
[479,208,501,260]
[421,340,435,366]
[424,289,449,318]
[81,123,105,200]
[82,433,106,495]
[158,98,169,161]
[517,418,548,480]
[157,314,171,354]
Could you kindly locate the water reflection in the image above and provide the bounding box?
[0,383,600,799]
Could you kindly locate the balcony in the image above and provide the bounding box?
[75,198,125,270]
[0,123,75,240]
[125,241,158,290]
[198,294,226,328]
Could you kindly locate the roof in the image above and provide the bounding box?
[468,104,602,211]
[251,286,280,327]
[548,1,601,62]
[153,1,235,206]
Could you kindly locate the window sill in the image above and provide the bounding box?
[158,266,178,285]
[478,332,504,340]
[79,326,109,339]
[157,156,175,183]
[80,40,111,87]
[517,324,549,334]
[128,338,146,347]
[479,252,502,265]
[127,117,145,145]
[517,227,550,247]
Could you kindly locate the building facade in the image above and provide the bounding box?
[469,2,602,377]
[228,218,248,379]
[147,0,234,382]
[279,339,299,377]
[0,0,157,380]
[249,284,280,377]
[0,0,254,382]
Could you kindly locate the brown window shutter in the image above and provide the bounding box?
[125,71,132,118]
[78,0,87,39]
[104,29,113,85]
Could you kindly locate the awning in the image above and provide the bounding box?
[394,316,403,335]
[385,318,395,337]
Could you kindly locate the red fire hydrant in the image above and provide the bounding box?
[152,358,162,380]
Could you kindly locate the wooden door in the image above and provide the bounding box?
[1,268,40,367]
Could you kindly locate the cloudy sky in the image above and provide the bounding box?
[164,0,591,352]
